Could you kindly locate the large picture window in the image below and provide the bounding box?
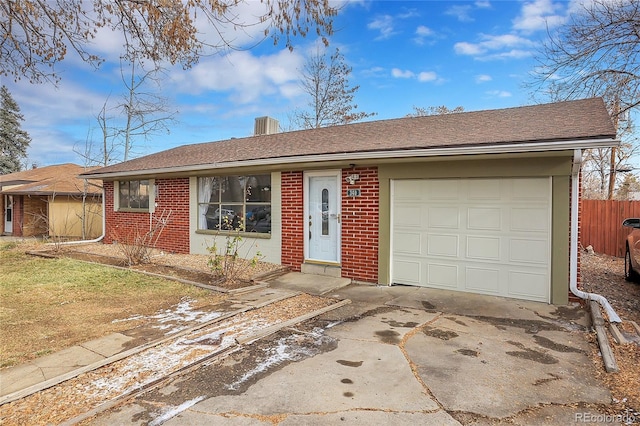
[198,174,271,234]
[118,180,150,210]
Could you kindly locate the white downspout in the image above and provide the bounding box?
[570,149,621,323]
[47,186,106,246]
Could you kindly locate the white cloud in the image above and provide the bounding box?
[476,74,492,83]
[454,34,536,59]
[512,0,566,32]
[445,5,474,22]
[392,68,414,79]
[368,15,396,39]
[418,72,437,82]
[454,42,483,56]
[170,49,304,104]
[486,90,512,98]
[416,25,434,37]
[414,25,436,45]
[362,66,387,79]
[475,1,492,8]
[392,68,440,83]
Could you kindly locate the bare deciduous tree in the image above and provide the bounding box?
[75,60,176,165]
[117,59,177,161]
[406,105,464,117]
[291,47,376,129]
[1,0,337,85]
[529,0,640,199]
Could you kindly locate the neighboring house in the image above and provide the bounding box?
[81,99,617,305]
[0,163,103,239]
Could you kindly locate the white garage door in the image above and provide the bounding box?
[391,178,551,302]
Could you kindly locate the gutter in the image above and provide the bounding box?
[46,186,106,247]
[80,137,617,180]
[570,149,621,323]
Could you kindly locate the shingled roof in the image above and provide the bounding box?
[0,164,102,196]
[82,98,616,178]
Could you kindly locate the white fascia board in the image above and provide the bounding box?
[84,137,618,179]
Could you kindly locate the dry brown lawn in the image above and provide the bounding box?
[0,242,226,369]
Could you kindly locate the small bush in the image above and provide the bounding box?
[207,219,263,282]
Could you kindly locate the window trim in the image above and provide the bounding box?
[197,174,271,235]
[114,179,155,213]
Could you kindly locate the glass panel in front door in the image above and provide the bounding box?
[321,188,329,235]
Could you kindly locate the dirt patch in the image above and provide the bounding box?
[33,243,286,291]
[423,327,458,340]
[580,252,640,413]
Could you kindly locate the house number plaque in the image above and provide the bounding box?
[347,189,361,197]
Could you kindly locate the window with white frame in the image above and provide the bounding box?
[198,174,271,233]
[118,180,150,210]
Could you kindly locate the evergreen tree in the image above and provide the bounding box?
[0,85,31,174]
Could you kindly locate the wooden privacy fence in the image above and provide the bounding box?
[581,200,640,258]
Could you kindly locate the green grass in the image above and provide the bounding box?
[0,243,225,368]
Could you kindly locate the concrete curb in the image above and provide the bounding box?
[590,300,619,373]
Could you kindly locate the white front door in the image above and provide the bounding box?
[4,195,13,234]
[305,171,341,263]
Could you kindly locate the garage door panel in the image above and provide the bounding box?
[394,205,422,227]
[428,179,460,200]
[468,179,501,200]
[509,239,548,264]
[466,236,501,261]
[427,234,459,257]
[465,267,500,293]
[393,259,422,285]
[429,206,460,228]
[507,270,548,301]
[394,232,421,254]
[467,207,502,230]
[510,207,549,232]
[394,180,423,200]
[427,262,458,289]
[392,178,550,303]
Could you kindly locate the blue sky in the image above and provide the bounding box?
[5,0,593,167]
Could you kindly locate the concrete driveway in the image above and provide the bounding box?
[92,277,612,425]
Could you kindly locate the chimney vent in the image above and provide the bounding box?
[254,117,279,136]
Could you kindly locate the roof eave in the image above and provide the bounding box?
[81,137,619,180]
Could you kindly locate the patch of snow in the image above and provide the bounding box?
[226,327,334,390]
[110,298,223,335]
[148,396,205,426]
[85,310,280,401]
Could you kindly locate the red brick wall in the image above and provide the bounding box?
[104,179,190,254]
[280,168,380,283]
[342,167,379,283]
[570,170,582,303]
[281,171,304,271]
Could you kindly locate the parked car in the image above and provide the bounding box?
[205,207,239,230]
[622,218,640,282]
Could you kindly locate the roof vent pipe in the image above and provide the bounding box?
[254,117,279,136]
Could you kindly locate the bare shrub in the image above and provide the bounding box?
[207,218,264,283]
[110,209,171,265]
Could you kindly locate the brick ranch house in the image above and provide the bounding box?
[81,98,617,305]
